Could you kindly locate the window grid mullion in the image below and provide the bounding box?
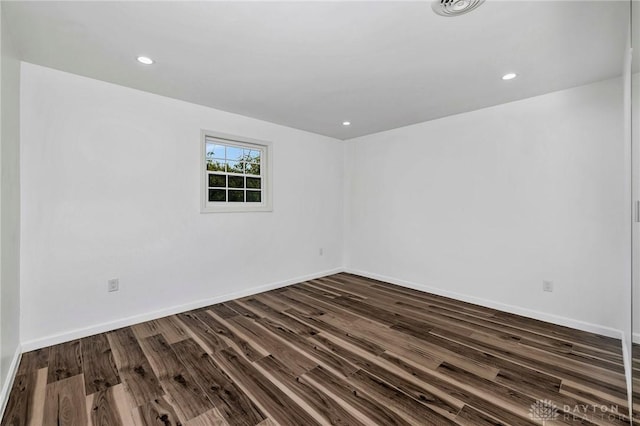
[204,138,266,207]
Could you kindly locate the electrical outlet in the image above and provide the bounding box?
[542,280,554,292]
[108,278,119,292]
[319,248,324,256]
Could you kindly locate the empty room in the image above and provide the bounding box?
[1,0,639,425]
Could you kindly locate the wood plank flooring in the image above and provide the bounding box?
[630,343,640,421]
[1,273,630,425]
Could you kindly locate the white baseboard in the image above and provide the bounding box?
[345,268,624,340]
[21,267,344,351]
[21,266,624,348]
[0,345,22,421]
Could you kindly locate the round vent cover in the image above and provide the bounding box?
[431,0,485,17]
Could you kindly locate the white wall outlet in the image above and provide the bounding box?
[542,280,554,292]
[319,248,324,256]
[108,278,119,292]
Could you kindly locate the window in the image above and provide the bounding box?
[201,131,272,213]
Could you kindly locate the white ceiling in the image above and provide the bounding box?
[4,1,629,140]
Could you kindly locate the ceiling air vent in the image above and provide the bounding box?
[432,0,485,17]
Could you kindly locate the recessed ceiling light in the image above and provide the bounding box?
[137,56,154,65]
[502,73,517,81]
[342,121,351,126]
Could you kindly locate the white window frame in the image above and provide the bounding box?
[200,130,273,213]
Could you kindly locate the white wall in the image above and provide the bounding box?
[345,78,626,335]
[20,63,344,348]
[621,24,633,407]
[0,2,22,412]
[632,72,640,342]
[17,61,631,347]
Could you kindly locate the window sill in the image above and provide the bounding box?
[201,204,273,213]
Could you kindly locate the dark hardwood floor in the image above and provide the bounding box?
[631,343,640,421]
[1,273,630,425]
